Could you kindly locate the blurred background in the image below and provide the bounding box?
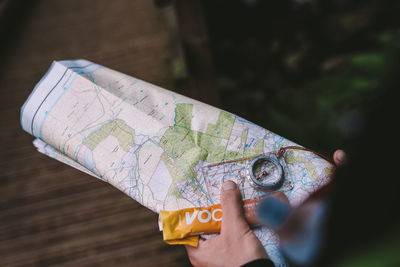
[0,0,399,266]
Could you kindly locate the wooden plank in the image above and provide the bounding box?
[0,0,191,266]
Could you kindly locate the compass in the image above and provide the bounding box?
[246,155,284,192]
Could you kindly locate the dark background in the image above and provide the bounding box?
[202,0,400,153]
[1,0,399,266]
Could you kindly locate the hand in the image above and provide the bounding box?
[276,149,347,241]
[262,149,347,266]
[185,180,268,267]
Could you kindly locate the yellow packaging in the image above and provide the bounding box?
[160,192,288,247]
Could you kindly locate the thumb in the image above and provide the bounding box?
[220,180,251,237]
[333,149,347,167]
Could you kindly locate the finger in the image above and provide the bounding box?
[220,180,250,237]
[333,149,347,166]
[185,244,200,265]
[258,197,291,230]
[185,239,209,266]
[198,237,207,246]
[185,243,201,258]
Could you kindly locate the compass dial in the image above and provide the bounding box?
[248,155,284,191]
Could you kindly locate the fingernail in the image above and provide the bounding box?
[336,150,347,164]
[257,197,291,230]
[223,180,236,191]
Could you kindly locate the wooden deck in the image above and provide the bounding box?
[0,0,192,266]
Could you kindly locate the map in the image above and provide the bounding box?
[21,59,333,266]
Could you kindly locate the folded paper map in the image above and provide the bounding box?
[21,59,333,265]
